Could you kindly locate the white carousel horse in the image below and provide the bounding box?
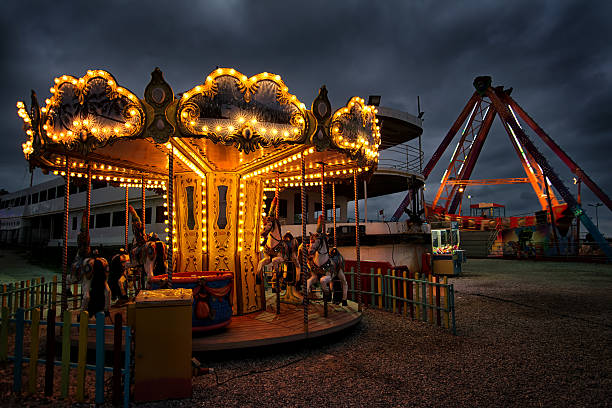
[306,232,348,305]
[256,213,303,302]
[257,216,286,285]
[127,232,168,289]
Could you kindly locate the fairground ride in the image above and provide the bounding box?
[16,67,381,322]
[391,76,612,261]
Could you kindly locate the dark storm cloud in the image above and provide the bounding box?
[2,0,611,232]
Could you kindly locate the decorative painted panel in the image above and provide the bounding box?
[207,172,239,313]
[175,173,203,273]
[238,177,264,312]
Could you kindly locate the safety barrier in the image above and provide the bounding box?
[0,306,131,407]
[344,261,456,334]
[1,276,84,317]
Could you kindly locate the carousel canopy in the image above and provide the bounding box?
[17,68,381,187]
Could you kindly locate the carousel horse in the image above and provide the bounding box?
[257,197,287,284]
[68,213,109,308]
[256,198,302,302]
[306,215,348,305]
[127,206,168,289]
[281,231,302,302]
[109,248,130,303]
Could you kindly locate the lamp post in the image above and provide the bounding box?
[588,202,603,230]
[467,194,472,217]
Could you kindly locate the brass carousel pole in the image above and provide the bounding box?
[301,153,308,332]
[320,163,328,316]
[353,168,362,312]
[86,165,91,232]
[275,171,280,314]
[61,157,70,313]
[141,176,146,235]
[332,182,337,248]
[167,147,174,282]
[124,186,129,251]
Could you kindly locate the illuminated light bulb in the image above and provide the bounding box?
[50,88,55,93]
[195,86,201,92]
[241,75,247,81]
[251,118,257,124]
[272,129,278,135]
[228,125,234,132]
[181,111,188,118]
[45,99,51,105]
[283,131,289,137]
[206,76,212,82]
[189,121,195,126]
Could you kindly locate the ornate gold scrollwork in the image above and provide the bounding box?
[18,70,146,155]
[330,96,381,165]
[176,68,311,153]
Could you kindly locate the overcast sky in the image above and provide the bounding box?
[2,0,611,235]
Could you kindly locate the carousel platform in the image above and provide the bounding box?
[68,293,361,352]
[192,294,361,351]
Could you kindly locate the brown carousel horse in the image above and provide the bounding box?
[68,212,109,308]
[256,198,301,302]
[126,206,167,289]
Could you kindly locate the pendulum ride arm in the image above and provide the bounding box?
[423,93,481,179]
[431,98,483,211]
[487,88,612,261]
[500,117,555,210]
[447,106,497,214]
[391,93,480,222]
[502,93,612,212]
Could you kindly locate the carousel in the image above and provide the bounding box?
[16,67,380,349]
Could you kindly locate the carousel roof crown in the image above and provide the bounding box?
[16,67,381,184]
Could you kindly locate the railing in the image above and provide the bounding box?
[266,260,456,334]
[343,261,456,334]
[0,307,132,407]
[378,142,424,174]
[1,276,84,317]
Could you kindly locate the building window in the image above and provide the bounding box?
[96,213,111,228]
[39,190,47,202]
[31,192,38,204]
[72,216,77,230]
[48,188,56,200]
[92,181,107,190]
[133,207,152,224]
[89,214,94,229]
[155,206,167,224]
[57,185,64,197]
[279,199,287,218]
[78,185,87,193]
[112,211,126,227]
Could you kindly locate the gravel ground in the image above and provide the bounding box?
[2,258,611,407]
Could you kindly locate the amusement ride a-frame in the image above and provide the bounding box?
[391,76,612,261]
